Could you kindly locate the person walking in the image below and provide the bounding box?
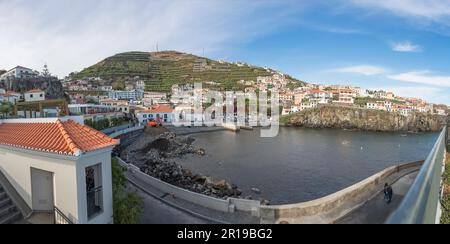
[384,183,393,204]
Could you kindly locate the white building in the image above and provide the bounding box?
[0,91,21,104]
[0,118,118,224]
[24,89,45,102]
[108,90,143,101]
[100,99,130,113]
[136,105,174,125]
[398,107,412,116]
[0,66,38,82]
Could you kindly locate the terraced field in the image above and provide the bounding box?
[72,51,304,92]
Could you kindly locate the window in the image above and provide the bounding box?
[40,94,43,97]
[30,94,33,98]
[143,114,147,118]
[86,164,103,220]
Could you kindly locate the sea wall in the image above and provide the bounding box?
[259,161,423,224]
[284,105,446,132]
[116,157,261,216]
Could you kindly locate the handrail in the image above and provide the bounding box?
[387,126,447,224]
[54,206,74,224]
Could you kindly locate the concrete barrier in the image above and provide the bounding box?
[109,126,144,138]
[222,123,240,132]
[259,161,423,224]
[116,157,258,213]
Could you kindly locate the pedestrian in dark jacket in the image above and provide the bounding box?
[384,183,393,204]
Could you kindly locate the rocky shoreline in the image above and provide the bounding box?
[119,130,246,200]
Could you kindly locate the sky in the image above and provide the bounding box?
[0,0,449,105]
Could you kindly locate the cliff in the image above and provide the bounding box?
[0,77,65,99]
[283,105,446,132]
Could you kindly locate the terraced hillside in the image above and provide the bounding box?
[72,51,304,92]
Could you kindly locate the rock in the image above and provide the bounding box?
[196,148,206,156]
[287,105,446,132]
[261,199,270,205]
[213,180,228,190]
[251,188,261,194]
[194,175,207,184]
[204,177,214,186]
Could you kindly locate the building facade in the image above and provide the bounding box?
[0,118,118,224]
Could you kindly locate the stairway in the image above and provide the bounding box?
[0,185,22,224]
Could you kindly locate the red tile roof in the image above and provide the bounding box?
[0,119,118,156]
[26,89,44,93]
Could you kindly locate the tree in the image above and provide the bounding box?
[111,158,143,224]
[0,102,13,118]
[42,64,51,77]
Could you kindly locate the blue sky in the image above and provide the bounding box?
[0,0,449,104]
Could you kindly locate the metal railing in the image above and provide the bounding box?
[387,126,448,224]
[54,206,73,224]
[87,186,103,219]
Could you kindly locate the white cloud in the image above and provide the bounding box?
[391,41,422,52]
[350,0,450,20]
[388,70,450,87]
[0,0,306,77]
[331,65,387,75]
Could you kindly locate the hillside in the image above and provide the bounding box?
[71,51,305,92]
[282,105,446,132]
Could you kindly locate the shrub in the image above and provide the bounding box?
[111,158,143,224]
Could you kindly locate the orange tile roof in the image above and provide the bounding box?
[141,105,173,113]
[0,120,118,156]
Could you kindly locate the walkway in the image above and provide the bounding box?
[336,172,418,224]
[124,170,259,224]
[165,125,227,136]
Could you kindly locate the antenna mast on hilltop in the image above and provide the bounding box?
[156,42,159,52]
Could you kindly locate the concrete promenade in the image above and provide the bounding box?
[336,172,418,224]
[124,169,259,224]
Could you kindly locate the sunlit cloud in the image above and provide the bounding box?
[391,41,422,52]
[330,65,387,76]
[388,70,450,87]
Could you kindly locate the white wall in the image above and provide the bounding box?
[0,146,79,222]
[75,149,113,224]
[24,92,45,102]
[0,145,114,224]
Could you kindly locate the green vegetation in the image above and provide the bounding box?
[112,158,143,224]
[0,102,13,118]
[354,97,406,107]
[71,51,305,92]
[441,153,450,224]
[84,117,128,131]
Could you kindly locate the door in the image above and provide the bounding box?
[31,168,54,212]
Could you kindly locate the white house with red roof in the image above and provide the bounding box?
[0,117,118,224]
[24,89,45,102]
[136,105,174,125]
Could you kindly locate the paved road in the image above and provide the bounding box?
[128,184,210,224]
[336,172,418,224]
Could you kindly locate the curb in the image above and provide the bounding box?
[126,176,230,224]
